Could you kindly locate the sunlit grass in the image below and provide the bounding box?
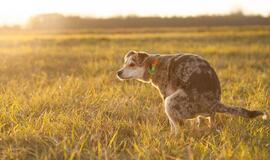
[0,26,269,159]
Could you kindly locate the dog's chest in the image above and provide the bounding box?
[165,84,177,97]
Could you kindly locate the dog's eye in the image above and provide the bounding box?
[129,63,135,67]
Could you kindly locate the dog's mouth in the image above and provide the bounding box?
[116,74,132,81]
[116,69,131,80]
[116,74,124,81]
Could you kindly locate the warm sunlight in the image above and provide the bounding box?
[0,0,270,159]
[0,0,269,25]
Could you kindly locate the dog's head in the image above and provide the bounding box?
[117,50,149,81]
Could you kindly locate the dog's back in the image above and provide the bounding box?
[168,54,221,101]
[117,51,266,135]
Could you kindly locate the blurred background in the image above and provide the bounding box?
[1,0,270,30]
[0,1,270,159]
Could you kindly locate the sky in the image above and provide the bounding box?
[0,0,270,25]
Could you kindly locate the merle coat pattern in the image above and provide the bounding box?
[117,51,265,134]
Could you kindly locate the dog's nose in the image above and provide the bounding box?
[117,70,123,76]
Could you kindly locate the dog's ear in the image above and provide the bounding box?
[124,50,137,61]
[136,52,149,65]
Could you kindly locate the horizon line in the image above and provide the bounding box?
[1,11,269,26]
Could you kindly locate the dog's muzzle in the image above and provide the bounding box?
[117,70,123,79]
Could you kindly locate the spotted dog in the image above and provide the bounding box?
[117,50,267,134]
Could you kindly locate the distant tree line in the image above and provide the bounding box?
[0,25,21,31]
[24,13,270,29]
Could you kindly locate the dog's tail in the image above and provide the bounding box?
[213,102,267,119]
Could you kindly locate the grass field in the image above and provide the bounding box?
[0,26,269,159]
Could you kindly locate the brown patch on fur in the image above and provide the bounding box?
[118,51,266,134]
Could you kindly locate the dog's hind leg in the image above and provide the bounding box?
[168,118,178,135]
[207,113,215,128]
[165,100,181,135]
[164,89,191,135]
[196,116,201,128]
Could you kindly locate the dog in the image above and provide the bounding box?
[117,50,267,134]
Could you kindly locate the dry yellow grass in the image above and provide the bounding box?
[0,26,269,159]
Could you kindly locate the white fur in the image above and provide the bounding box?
[262,113,268,120]
[121,67,145,79]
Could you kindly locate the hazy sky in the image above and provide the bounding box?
[0,0,270,25]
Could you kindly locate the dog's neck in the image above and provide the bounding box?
[143,55,172,98]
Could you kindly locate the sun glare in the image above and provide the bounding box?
[0,0,269,25]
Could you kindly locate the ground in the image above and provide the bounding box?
[0,26,269,159]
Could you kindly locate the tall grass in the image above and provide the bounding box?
[0,26,269,159]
